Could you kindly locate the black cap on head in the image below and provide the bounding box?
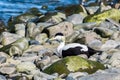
[55,33,64,36]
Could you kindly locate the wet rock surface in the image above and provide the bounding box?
[0,2,120,79]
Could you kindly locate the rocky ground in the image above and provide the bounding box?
[0,2,120,80]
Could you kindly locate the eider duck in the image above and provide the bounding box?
[49,33,102,58]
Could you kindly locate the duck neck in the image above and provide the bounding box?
[57,41,65,57]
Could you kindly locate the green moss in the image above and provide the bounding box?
[84,9,120,24]
[43,56,105,75]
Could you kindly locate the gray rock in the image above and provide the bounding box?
[111,31,120,41]
[35,33,48,45]
[26,22,40,39]
[74,22,98,31]
[16,62,36,73]
[67,14,84,25]
[42,21,74,37]
[29,40,40,45]
[99,21,118,31]
[86,6,99,14]
[78,68,120,80]
[31,70,57,80]
[88,39,102,50]
[36,22,53,32]
[101,40,120,51]
[0,56,6,64]
[0,32,22,45]
[94,27,114,38]
[35,56,51,70]
[66,72,88,80]
[108,51,120,67]
[15,23,26,37]
[0,66,16,74]
[0,75,6,80]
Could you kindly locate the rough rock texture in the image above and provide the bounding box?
[84,9,120,24]
[42,21,74,37]
[44,56,105,75]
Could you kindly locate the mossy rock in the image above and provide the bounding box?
[84,9,120,24]
[43,56,105,75]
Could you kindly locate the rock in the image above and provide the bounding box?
[29,40,40,45]
[43,56,105,75]
[84,9,120,24]
[39,12,66,24]
[111,31,120,41]
[35,33,48,45]
[31,70,57,80]
[66,72,88,80]
[16,62,36,73]
[0,52,10,58]
[15,23,26,37]
[67,14,84,25]
[0,66,16,74]
[66,31,80,43]
[36,22,53,32]
[78,68,120,80]
[26,22,40,39]
[7,13,37,32]
[101,40,120,51]
[94,27,114,38]
[0,20,7,34]
[9,38,29,56]
[0,75,6,80]
[88,39,103,50]
[0,38,29,56]
[86,6,99,14]
[56,5,87,16]
[0,32,22,45]
[74,22,98,31]
[17,53,39,62]
[99,21,118,31]
[25,45,45,53]
[26,7,41,15]
[42,21,74,37]
[75,31,101,44]
[108,51,120,67]
[35,56,51,70]
[0,56,6,64]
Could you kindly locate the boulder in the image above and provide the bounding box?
[101,40,120,51]
[0,32,22,45]
[94,27,114,38]
[84,9,120,24]
[42,21,74,37]
[67,14,85,25]
[43,56,105,75]
[78,68,120,80]
[16,62,36,73]
[39,12,66,24]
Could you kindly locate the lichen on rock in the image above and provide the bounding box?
[43,56,105,75]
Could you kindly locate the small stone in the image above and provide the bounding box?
[67,14,84,25]
[35,33,48,45]
[29,40,40,45]
[66,72,88,80]
[94,27,114,38]
[0,75,6,80]
[0,56,6,64]
[16,62,36,73]
[0,66,16,74]
[35,56,51,70]
[108,51,120,67]
[101,40,120,51]
[88,39,102,50]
